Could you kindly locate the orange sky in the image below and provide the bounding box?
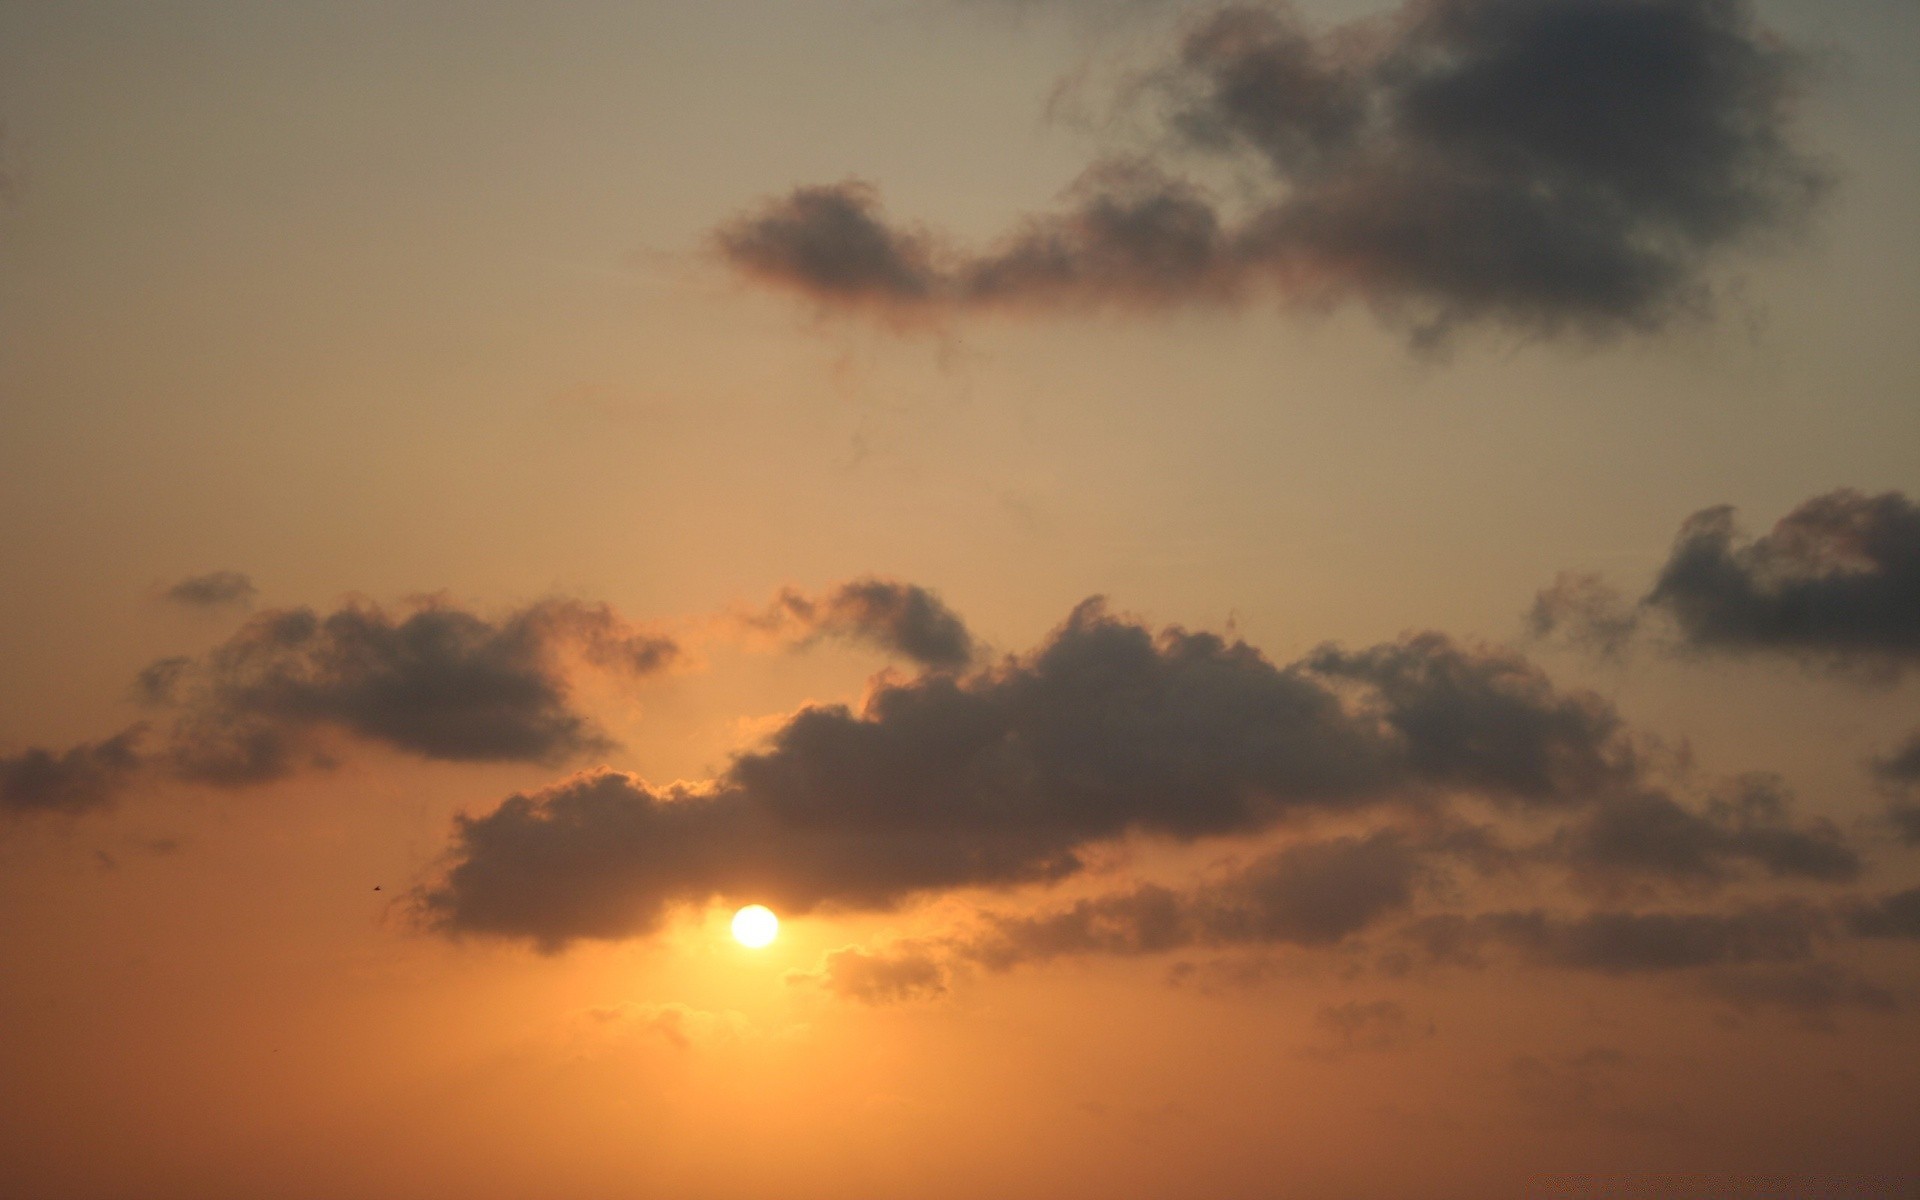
[2,3,1919,1198]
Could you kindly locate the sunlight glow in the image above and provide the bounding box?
[731,904,779,948]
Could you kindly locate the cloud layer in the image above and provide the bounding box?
[719,0,1822,341]
[420,597,1860,951]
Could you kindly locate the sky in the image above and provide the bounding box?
[2,2,1919,1197]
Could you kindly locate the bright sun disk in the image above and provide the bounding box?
[731,904,779,948]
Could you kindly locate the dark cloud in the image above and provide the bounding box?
[1553,776,1860,886]
[0,727,145,817]
[719,0,1822,342]
[1534,489,1920,677]
[1644,490,1920,669]
[421,599,1653,948]
[1872,733,1920,844]
[1476,903,1825,973]
[1846,887,1920,940]
[163,571,257,610]
[1702,963,1900,1030]
[145,598,676,783]
[964,831,1431,969]
[1304,632,1637,805]
[751,578,977,668]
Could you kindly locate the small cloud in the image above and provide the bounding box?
[163,571,258,610]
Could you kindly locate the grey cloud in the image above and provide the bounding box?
[421,599,1648,948]
[1305,632,1637,805]
[1553,777,1860,886]
[1527,572,1640,658]
[1534,489,1920,675]
[1703,963,1900,1030]
[720,0,1822,342]
[1478,903,1825,973]
[149,598,676,783]
[1872,733,1920,844]
[1646,491,1920,669]
[754,578,976,669]
[0,727,146,817]
[964,831,1430,969]
[1846,887,1920,940]
[163,571,257,610]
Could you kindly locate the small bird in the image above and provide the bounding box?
[373,886,382,891]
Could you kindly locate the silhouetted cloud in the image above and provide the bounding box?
[144,598,677,783]
[964,831,1431,967]
[0,727,145,817]
[1534,489,1920,677]
[163,571,257,610]
[749,578,977,668]
[421,599,1658,948]
[1646,490,1920,668]
[1552,777,1860,886]
[720,0,1823,342]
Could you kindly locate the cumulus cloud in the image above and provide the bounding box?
[163,571,258,610]
[1539,490,1920,673]
[420,598,1672,948]
[140,597,677,784]
[2,595,679,822]
[747,578,977,669]
[0,727,146,817]
[719,0,1823,342]
[1646,490,1920,668]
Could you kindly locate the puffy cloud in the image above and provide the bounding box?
[1534,489,1920,677]
[420,599,1654,948]
[0,727,146,817]
[719,0,1822,342]
[163,571,257,610]
[146,597,677,783]
[3,595,678,821]
[747,578,977,669]
[1645,490,1920,669]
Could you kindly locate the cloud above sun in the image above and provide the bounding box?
[717,0,1824,344]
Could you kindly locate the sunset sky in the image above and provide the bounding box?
[3,2,1920,1197]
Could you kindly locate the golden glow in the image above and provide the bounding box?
[730,904,779,948]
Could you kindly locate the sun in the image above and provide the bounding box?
[731,904,779,948]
